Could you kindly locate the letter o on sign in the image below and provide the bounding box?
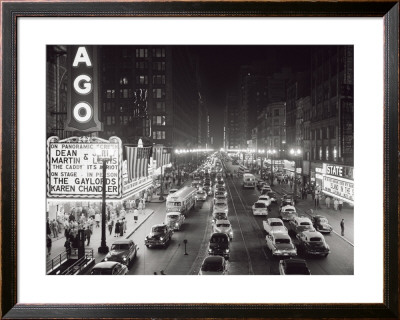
[73,102,92,123]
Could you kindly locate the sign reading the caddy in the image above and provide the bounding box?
[47,136,122,199]
[65,46,102,132]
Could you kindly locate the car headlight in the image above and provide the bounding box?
[104,257,108,261]
[208,249,212,253]
[122,256,127,261]
[225,249,230,253]
[160,237,164,241]
[175,223,179,226]
[229,231,233,235]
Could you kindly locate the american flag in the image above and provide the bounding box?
[153,146,171,168]
[125,146,151,181]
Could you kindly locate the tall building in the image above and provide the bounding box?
[224,91,241,150]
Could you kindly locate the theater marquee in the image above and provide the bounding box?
[322,163,354,204]
[47,136,122,199]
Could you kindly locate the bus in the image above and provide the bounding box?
[166,186,197,215]
[243,173,256,189]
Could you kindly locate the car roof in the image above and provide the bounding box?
[93,261,121,269]
[282,205,296,210]
[301,230,323,237]
[282,258,308,267]
[215,219,230,224]
[294,217,312,222]
[203,256,224,263]
[273,233,291,240]
[254,201,266,205]
[267,218,283,223]
[166,212,181,216]
[152,224,166,228]
[112,239,132,244]
[211,232,229,238]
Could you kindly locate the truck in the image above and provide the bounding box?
[242,173,256,189]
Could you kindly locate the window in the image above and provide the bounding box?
[153,75,165,85]
[106,116,115,126]
[103,102,114,112]
[274,109,279,116]
[119,89,132,99]
[119,115,129,125]
[319,147,322,160]
[326,146,330,160]
[152,115,166,126]
[152,130,165,140]
[333,146,338,161]
[106,89,115,99]
[153,88,166,99]
[273,118,279,125]
[155,101,166,112]
[153,62,165,71]
[119,77,129,85]
[135,61,148,69]
[136,75,148,85]
[152,48,166,58]
[135,48,148,58]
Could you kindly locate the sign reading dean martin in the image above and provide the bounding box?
[47,136,122,199]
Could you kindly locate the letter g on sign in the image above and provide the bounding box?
[73,102,92,123]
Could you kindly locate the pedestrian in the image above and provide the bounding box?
[114,220,120,237]
[314,196,319,209]
[84,227,92,246]
[64,238,72,259]
[64,219,70,239]
[46,234,52,256]
[134,208,139,223]
[119,219,124,237]
[141,198,146,209]
[51,219,58,238]
[340,219,345,236]
[325,196,331,208]
[122,217,127,233]
[108,219,114,235]
[95,212,101,227]
[338,199,343,212]
[46,218,51,236]
[334,198,339,211]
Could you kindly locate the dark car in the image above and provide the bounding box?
[311,215,333,233]
[256,180,267,190]
[281,194,295,207]
[296,230,330,257]
[208,232,230,260]
[103,239,138,266]
[145,224,173,248]
[198,256,228,275]
[267,191,277,203]
[90,261,128,275]
[279,258,311,275]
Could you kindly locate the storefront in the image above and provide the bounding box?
[310,162,324,189]
[321,163,354,205]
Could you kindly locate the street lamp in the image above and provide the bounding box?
[159,148,168,201]
[267,149,277,185]
[290,148,302,200]
[97,149,115,254]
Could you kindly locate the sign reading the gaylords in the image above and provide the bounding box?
[47,136,122,199]
[65,46,102,132]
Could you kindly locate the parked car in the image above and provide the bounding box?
[296,230,330,257]
[288,217,315,235]
[145,224,173,248]
[164,212,185,231]
[198,256,228,275]
[311,215,333,233]
[279,258,311,275]
[90,261,128,275]
[280,205,298,221]
[263,218,288,235]
[213,219,233,240]
[252,201,269,216]
[266,233,297,257]
[103,239,138,267]
[208,232,230,259]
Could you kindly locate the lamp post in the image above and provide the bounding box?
[159,148,168,201]
[267,149,277,185]
[97,150,114,254]
[290,148,302,200]
[259,149,264,179]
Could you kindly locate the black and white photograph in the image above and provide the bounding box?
[45,45,354,276]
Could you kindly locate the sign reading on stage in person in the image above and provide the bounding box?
[47,136,122,199]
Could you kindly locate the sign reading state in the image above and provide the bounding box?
[47,136,122,199]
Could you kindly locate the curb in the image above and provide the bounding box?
[126,209,155,239]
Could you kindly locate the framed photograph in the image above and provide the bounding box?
[2,1,398,319]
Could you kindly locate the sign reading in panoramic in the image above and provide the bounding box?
[65,46,102,132]
[47,136,122,198]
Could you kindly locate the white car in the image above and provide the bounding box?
[288,216,315,235]
[214,195,228,204]
[263,218,288,235]
[195,190,207,201]
[213,201,228,214]
[266,233,297,257]
[280,205,298,221]
[252,201,269,216]
[213,219,233,240]
[258,195,272,207]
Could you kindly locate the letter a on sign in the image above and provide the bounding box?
[65,46,102,132]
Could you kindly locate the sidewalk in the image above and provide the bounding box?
[47,206,156,265]
[269,182,354,245]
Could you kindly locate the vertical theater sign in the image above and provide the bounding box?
[47,136,123,199]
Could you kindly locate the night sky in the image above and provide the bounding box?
[189,45,314,148]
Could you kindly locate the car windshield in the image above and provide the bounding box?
[91,269,113,275]
[300,222,311,226]
[215,203,225,207]
[111,244,130,250]
[167,215,179,220]
[217,224,230,228]
[197,191,205,195]
[169,190,177,194]
[318,218,328,223]
[285,266,310,275]
[260,197,269,200]
[215,214,227,220]
[284,208,295,212]
[152,226,165,233]
[254,203,266,208]
[210,236,227,243]
[168,202,181,207]
[310,237,322,242]
[271,222,283,226]
[275,238,290,244]
[201,262,223,272]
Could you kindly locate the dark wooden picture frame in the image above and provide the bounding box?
[1,1,398,319]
